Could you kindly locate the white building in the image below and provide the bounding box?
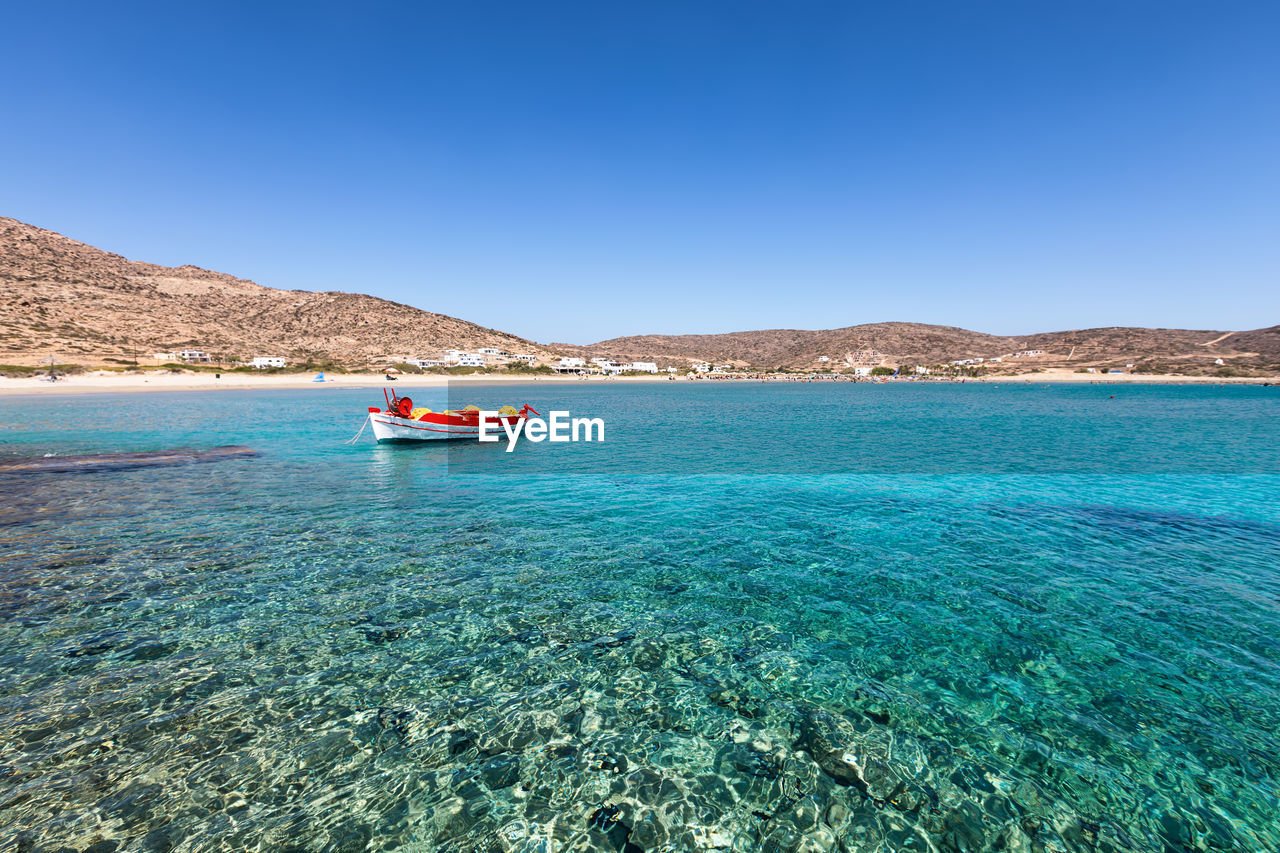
[1012,350,1045,358]
[915,366,930,374]
[456,354,485,367]
[1214,358,1225,365]
[478,347,504,356]
[508,354,537,363]
[445,350,466,361]
[853,366,873,376]
[411,358,446,368]
[180,349,210,363]
[627,362,658,373]
[691,361,711,373]
[556,357,587,372]
[251,357,286,369]
[817,356,830,363]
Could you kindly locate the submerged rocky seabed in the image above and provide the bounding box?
[1,386,1278,852]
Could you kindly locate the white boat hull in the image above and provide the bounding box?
[368,413,504,443]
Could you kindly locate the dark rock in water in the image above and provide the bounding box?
[0,446,258,474]
[498,628,545,645]
[590,752,628,775]
[594,628,637,649]
[126,640,179,662]
[588,805,641,853]
[376,708,414,738]
[632,640,666,672]
[361,626,405,644]
[447,729,482,757]
[66,631,125,658]
[478,754,520,789]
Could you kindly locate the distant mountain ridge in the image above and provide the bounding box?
[2,216,1275,373]
[557,322,1279,373]
[0,216,555,366]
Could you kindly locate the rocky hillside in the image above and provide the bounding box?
[555,323,1018,369]
[0,217,554,366]
[564,322,1279,373]
[3,216,1275,374]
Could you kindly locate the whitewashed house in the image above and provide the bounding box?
[509,354,537,363]
[455,353,485,367]
[817,356,830,363]
[556,357,587,372]
[627,362,658,373]
[251,357,287,369]
[180,349,211,363]
[478,347,504,356]
[691,361,711,373]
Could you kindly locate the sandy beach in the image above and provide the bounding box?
[0,371,676,396]
[0,368,1271,396]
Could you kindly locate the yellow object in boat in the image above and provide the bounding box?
[409,407,432,419]
[498,405,519,416]
[463,405,481,412]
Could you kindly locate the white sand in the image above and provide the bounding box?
[0,370,672,396]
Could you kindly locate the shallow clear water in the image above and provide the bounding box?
[1,383,1278,852]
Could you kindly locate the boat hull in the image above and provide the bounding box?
[368,412,520,443]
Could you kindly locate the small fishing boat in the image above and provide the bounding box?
[366,389,538,443]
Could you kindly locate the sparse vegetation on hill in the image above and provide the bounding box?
[3,216,1276,375]
[0,217,557,367]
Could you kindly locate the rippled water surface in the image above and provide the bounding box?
[1,383,1278,852]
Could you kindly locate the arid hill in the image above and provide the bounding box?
[3,216,1276,374]
[562,322,1279,373]
[0,217,554,366]
[554,323,1018,369]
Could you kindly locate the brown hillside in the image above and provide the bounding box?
[0,217,554,366]
[564,321,1279,373]
[556,323,1017,369]
[3,216,1276,374]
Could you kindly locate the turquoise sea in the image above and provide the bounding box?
[1,383,1278,852]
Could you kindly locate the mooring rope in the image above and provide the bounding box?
[344,416,370,445]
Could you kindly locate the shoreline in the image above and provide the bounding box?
[0,369,1272,396]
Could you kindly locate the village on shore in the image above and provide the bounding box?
[53,341,1244,379]
[4,340,1273,395]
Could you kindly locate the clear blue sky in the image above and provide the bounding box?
[3,1,1277,342]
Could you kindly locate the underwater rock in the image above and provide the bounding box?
[594,628,638,649]
[0,446,258,474]
[479,754,521,790]
[361,625,405,644]
[632,640,666,672]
